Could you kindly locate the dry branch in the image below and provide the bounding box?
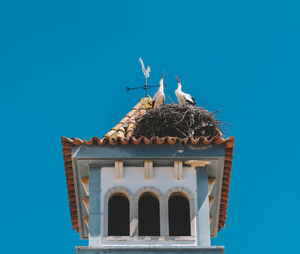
[132,104,223,139]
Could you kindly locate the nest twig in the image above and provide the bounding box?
[132,104,223,139]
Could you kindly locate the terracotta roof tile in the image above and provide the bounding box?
[61,97,234,233]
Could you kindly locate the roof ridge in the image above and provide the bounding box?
[104,97,152,139]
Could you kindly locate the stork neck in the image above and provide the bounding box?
[177,83,182,91]
[159,83,164,92]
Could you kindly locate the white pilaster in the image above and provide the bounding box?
[144,160,153,180]
[174,160,183,180]
[88,165,101,247]
[114,161,123,180]
[195,165,211,246]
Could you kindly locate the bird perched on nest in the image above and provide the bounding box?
[175,76,195,105]
[152,72,165,109]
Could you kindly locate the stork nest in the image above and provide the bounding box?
[132,104,223,139]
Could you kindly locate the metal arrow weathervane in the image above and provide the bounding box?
[126,58,166,97]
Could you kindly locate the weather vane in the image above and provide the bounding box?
[126,58,166,97]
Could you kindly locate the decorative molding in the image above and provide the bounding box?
[104,186,133,200]
[144,160,153,180]
[135,186,163,199]
[82,197,89,213]
[185,160,212,167]
[165,186,194,201]
[103,186,197,238]
[208,177,216,196]
[165,186,196,237]
[114,161,123,180]
[174,161,183,180]
[103,186,134,237]
[209,196,214,209]
[103,236,196,241]
[84,217,89,228]
[80,177,89,196]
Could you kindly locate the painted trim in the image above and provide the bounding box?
[135,186,163,199]
[102,185,196,240]
[88,165,101,247]
[135,186,164,236]
[76,246,224,254]
[196,166,211,246]
[165,187,196,237]
[103,187,134,237]
[74,144,225,159]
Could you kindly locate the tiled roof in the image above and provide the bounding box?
[61,97,234,232]
[104,97,153,139]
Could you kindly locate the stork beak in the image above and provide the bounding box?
[161,72,164,79]
[175,75,179,83]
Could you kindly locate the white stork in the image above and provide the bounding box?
[175,76,195,105]
[152,72,165,109]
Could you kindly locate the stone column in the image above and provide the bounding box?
[196,165,211,246]
[88,165,101,247]
[130,198,138,237]
[160,196,169,236]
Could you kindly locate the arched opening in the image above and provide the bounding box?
[168,193,191,236]
[108,193,130,236]
[138,192,160,236]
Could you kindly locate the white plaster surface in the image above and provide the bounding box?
[74,158,223,240]
[99,166,198,246]
[101,166,197,198]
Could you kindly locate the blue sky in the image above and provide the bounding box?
[1,1,300,253]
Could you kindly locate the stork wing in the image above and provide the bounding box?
[152,90,159,107]
[183,93,195,105]
[153,90,159,101]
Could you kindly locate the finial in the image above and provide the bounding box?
[126,58,166,97]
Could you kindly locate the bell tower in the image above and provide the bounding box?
[61,97,234,254]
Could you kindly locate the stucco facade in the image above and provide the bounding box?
[61,140,233,254]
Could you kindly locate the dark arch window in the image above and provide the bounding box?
[108,194,129,236]
[168,193,191,236]
[138,192,160,236]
